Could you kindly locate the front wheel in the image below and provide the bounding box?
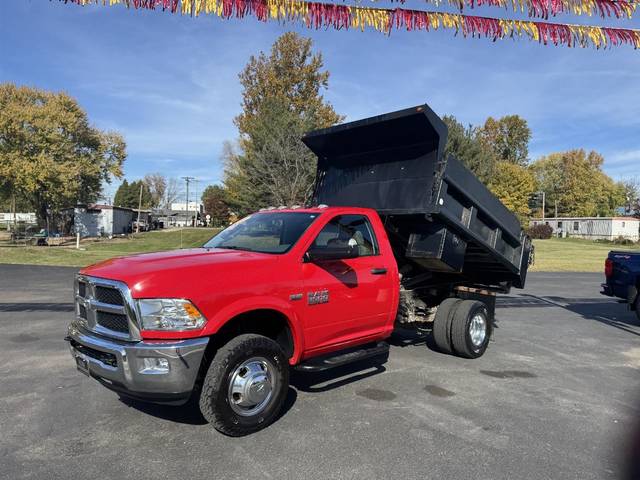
[198,334,289,436]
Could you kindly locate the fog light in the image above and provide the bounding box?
[140,357,170,374]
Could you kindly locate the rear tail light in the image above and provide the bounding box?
[605,258,613,277]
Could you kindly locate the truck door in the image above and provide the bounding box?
[301,214,395,353]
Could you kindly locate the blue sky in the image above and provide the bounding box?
[1,0,639,201]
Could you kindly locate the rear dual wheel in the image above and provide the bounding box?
[433,299,491,359]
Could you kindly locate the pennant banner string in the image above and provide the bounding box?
[379,0,639,20]
[59,0,640,19]
[59,0,640,49]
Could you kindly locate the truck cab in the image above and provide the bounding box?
[68,206,400,433]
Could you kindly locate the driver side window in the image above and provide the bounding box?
[311,215,378,257]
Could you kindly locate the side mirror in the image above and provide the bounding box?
[304,245,359,262]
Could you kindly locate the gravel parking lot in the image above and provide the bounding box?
[1,265,638,480]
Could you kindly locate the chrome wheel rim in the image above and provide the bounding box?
[469,313,487,348]
[228,357,276,417]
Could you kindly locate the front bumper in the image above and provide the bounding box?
[66,323,209,405]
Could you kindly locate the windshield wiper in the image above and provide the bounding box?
[216,245,255,252]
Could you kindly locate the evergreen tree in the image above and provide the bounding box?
[114,180,152,209]
[442,115,495,183]
[201,185,230,227]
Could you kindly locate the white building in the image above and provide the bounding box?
[530,217,639,241]
[170,201,203,213]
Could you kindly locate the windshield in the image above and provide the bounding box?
[204,212,320,254]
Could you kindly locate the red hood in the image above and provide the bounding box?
[81,248,280,299]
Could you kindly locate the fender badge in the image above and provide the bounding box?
[308,290,329,305]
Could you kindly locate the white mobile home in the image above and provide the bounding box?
[0,212,37,227]
[530,217,639,241]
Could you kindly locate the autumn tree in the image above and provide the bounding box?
[442,114,534,218]
[443,115,495,183]
[0,83,125,224]
[531,150,625,217]
[201,185,230,227]
[224,32,343,215]
[487,162,536,222]
[478,115,531,166]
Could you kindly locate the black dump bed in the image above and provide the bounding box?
[303,104,531,290]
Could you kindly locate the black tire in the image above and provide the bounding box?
[432,298,463,354]
[635,295,640,323]
[451,300,491,359]
[198,334,289,436]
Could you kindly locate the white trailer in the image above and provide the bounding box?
[530,217,639,241]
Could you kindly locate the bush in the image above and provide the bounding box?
[526,224,553,239]
[612,236,636,246]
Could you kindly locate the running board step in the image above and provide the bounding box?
[295,342,390,372]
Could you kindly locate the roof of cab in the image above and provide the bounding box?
[252,206,375,215]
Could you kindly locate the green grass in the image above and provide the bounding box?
[530,237,640,272]
[1,229,638,272]
[0,228,220,267]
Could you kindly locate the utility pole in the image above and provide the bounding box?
[11,193,16,233]
[182,176,194,228]
[541,191,546,221]
[194,179,199,227]
[136,183,143,233]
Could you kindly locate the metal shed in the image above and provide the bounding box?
[73,204,136,237]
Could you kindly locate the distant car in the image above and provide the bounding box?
[601,251,640,321]
[30,228,49,246]
[131,220,148,232]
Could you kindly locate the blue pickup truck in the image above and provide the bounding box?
[601,251,640,321]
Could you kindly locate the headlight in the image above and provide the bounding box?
[137,299,206,331]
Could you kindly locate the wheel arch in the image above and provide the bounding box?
[204,299,304,365]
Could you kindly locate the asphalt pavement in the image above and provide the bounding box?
[1,265,639,480]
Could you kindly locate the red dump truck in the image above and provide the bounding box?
[66,105,532,436]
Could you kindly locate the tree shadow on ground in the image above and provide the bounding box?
[0,302,74,312]
[506,294,640,338]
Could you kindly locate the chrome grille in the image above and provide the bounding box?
[74,275,140,341]
[96,311,129,333]
[95,286,124,306]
